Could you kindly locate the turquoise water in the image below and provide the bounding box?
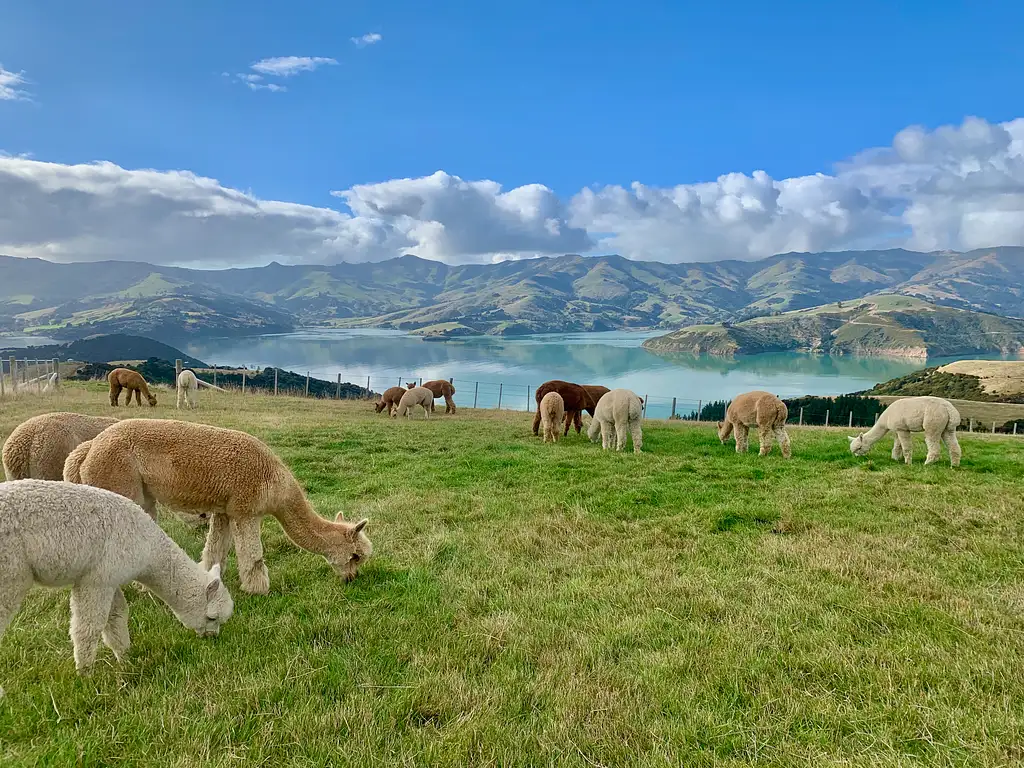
[183,329,962,419]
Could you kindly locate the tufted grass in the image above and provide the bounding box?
[2,383,1024,766]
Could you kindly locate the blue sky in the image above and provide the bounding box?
[2,0,1024,267]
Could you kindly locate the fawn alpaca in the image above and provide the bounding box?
[718,391,791,458]
[3,412,119,481]
[539,391,565,443]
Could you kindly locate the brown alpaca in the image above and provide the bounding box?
[531,380,601,437]
[410,379,458,414]
[108,368,157,407]
[375,386,407,415]
[62,419,372,594]
[717,391,792,458]
[394,386,433,419]
[2,412,119,481]
[539,392,565,443]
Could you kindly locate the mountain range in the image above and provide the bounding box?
[2,247,1023,343]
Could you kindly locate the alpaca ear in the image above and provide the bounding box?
[353,518,369,534]
[335,511,346,522]
[206,577,222,601]
[208,563,222,579]
[847,436,856,442]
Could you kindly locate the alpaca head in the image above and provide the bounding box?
[848,435,868,455]
[179,563,234,638]
[324,515,373,582]
[147,393,158,407]
[374,399,387,413]
[717,421,727,443]
[406,382,416,389]
[587,417,601,442]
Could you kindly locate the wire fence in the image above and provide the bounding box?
[4,356,1023,435]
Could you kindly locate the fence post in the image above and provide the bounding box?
[474,382,479,409]
[849,412,853,428]
[213,367,218,388]
[241,370,246,395]
[824,410,830,427]
[799,407,804,426]
[696,400,702,422]
[305,372,310,397]
[449,377,453,384]
[992,422,996,434]
[337,374,342,400]
[643,394,649,419]
[1015,422,1018,436]
[497,383,503,410]
[969,418,974,433]
[670,397,676,419]
[418,377,423,387]
[367,375,371,395]
[272,368,277,395]
[9,357,16,393]
[0,361,4,397]
[526,385,530,411]
[21,359,26,384]
[52,358,60,385]
[175,359,182,382]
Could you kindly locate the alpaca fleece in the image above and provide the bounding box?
[718,391,791,459]
[108,368,157,407]
[63,419,372,594]
[176,370,199,410]
[532,380,599,437]
[394,387,433,419]
[587,388,644,453]
[539,392,565,443]
[375,386,407,415]
[416,379,457,414]
[849,396,961,466]
[3,412,120,481]
[0,480,233,691]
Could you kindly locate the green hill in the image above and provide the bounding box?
[642,295,1024,358]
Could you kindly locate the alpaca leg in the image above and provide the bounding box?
[422,404,430,419]
[924,431,942,465]
[574,411,583,434]
[101,588,130,662]
[896,430,913,464]
[110,383,121,406]
[0,567,32,652]
[891,439,903,462]
[176,386,183,410]
[230,516,269,595]
[131,388,141,407]
[630,422,643,454]
[563,411,574,437]
[532,408,542,435]
[942,428,962,467]
[614,421,628,451]
[774,427,791,459]
[70,585,116,674]
[446,394,456,414]
[600,421,611,450]
[200,513,234,571]
[735,424,749,454]
[757,424,773,456]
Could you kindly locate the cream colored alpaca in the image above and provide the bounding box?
[587,388,644,453]
[0,480,233,691]
[63,419,373,594]
[717,391,791,458]
[3,412,120,481]
[177,370,199,410]
[539,391,565,443]
[849,396,962,466]
[393,386,433,419]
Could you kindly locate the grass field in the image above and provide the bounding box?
[2,384,1024,766]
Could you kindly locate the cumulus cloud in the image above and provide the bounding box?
[570,116,1024,262]
[3,116,1024,267]
[250,56,337,77]
[0,65,29,101]
[351,33,383,47]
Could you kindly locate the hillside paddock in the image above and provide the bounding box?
[1,383,1023,766]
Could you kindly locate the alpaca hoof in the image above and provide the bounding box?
[76,665,94,678]
[242,564,271,595]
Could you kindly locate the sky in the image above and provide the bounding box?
[2,0,1024,268]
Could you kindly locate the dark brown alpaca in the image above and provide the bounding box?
[406,379,457,414]
[375,386,407,415]
[531,380,601,436]
[108,368,157,407]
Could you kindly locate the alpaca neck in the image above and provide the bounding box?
[860,420,889,449]
[139,537,207,615]
[271,490,335,555]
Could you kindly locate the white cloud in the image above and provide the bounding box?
[3,117,1024,267]
[351,33,383,47]
[0,65,29,101]
[250,56,337,77]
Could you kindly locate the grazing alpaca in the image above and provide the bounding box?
[3,412,120,481]
[539,392,565,443]
[411,379,458,414]
[587,388,644,453]
[532,380,600,437]
[849,396,961,467]
[63,419,372,594]
[394,386,433,419]
[718,391,791,458]
[108,368,157,407]
[176,369,199,410]
[0,480,233,689]
[375,386,407,415]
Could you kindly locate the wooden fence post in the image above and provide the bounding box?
[366,375,371,395]
[849,412,853,428]
[643,394,649,419]
[337,374,342,400]
[213,367,218,387]
[0,361,5,398]
[1014,422,1018,436]
[273,368,278,395]
[241,370,246,395]
[473,382,479,409]
[992,422,996,434]
[497,383,503,410]
[52,358,60,384]
[825,410,830,427]
[799,407,804,426]
[670,397,676,419]
[305,372,310,397]
[526,386,530,411]
[9,357,16,393]
[969,418,974,432]
[175,359,182,382]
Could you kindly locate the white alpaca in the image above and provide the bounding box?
[393,386,433,419]
[0,480,234,693]
[849,396,962,467]
[177,369,199,410]
[587,388,644,453]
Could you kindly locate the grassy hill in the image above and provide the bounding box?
[2,386,1024,765]
[642,295,1024,358]
[3,246,1024,340]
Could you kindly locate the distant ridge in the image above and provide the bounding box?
[0,334,207,367]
